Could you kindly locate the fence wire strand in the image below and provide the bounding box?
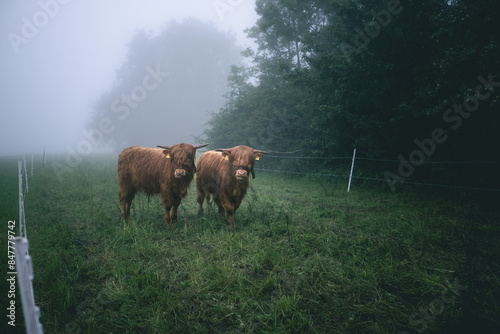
[256,154,500,193]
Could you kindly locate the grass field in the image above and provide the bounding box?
[1,155,499,333]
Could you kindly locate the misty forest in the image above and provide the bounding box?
[90,0,500,190]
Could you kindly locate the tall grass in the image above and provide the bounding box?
[1,155,499,333]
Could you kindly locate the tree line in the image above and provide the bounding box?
[201,0,500,190]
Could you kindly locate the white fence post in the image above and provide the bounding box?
[18,161,27,238]
[24,155,29,193]
[347,148,356,192]
[18,161,24,237]
[14,237,44,334]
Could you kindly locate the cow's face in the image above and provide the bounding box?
[219,146,267,182]
[159,143,209,178]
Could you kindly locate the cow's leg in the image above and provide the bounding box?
[226,210,236,231]
[124,198,132,220]
[196,188,205,215]
[228,203,243,231]
[163,204,172,226]
[213,195,225,218]
[171,195,182,224]
[161,192,173,226]
[119,192,127,219]
[220,194,236,231]
[119,189,135,220]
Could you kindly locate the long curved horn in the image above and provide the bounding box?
[254,150,270,154]
[194,143,209,149]
[157,145,172,149]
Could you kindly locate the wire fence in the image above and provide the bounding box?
[255,150,500,193]
[12,157,44,334]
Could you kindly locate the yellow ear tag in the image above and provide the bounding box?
[224,155,229,160]
[166,153,170,159]
[255,156,260,160]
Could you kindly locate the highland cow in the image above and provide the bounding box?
[196,145,268,230]
[118,143,208,225]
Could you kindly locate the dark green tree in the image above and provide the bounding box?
[203,0,500,186]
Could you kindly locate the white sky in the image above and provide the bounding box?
[0,0,258,156]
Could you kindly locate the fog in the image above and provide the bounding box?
[0,0,258,157]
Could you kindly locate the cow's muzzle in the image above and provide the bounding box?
[174,164,192,178]
[174,169,187,178]
[235,169,248,182]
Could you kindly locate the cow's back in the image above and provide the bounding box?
[118,146,166,195]
[196,151,225,176]
[196,150,229,192]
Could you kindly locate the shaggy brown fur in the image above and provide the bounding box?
[196,145,268,230]
[118,143,208,226]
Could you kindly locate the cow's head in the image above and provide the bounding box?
[158,143,209,178]
[216,145,269,182]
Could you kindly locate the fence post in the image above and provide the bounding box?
[18,161,27,238]
[14,237,44,334]
[24,155,29,193]
[18,161,24,236]
[347,148,356,192]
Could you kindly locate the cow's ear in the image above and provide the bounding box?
[254,150,269,160]
[221,150,231,161]
[162,149,171,159]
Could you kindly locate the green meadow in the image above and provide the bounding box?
[1,155,499,333]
